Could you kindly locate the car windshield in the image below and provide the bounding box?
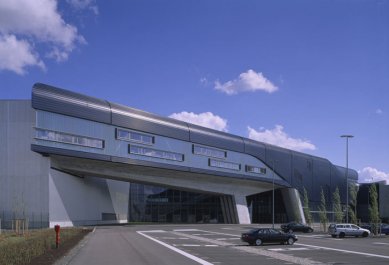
[248,229,260,234]
[269,229,280,234]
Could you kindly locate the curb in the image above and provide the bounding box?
[54,227,96,265]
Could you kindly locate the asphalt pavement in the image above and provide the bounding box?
[55,224,389,265]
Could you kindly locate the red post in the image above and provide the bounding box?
[54,225,60,249]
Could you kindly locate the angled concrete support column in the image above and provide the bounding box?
[234,194,251,224]
[281,188,305,224]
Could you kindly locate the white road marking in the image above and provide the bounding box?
[268,247,311,252]
[174,229,200,232]
[216,238,240,240]
[137,230,166,233]
[137,231,214,265]
[296,243,389,259]
[193,233,217,236]
[373,242,389,245]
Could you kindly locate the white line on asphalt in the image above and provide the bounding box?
[137,231,214,265]
[137,230,166,233]
[174,229,200,232]
[373,242,389,245]
[268,247,311,252]
[295,243,389,259]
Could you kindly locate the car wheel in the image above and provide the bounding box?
[287,238,295,245]
[339,232,345,238]
[331,235,337,238]
[362,232,368,237]
[255,239,262,246]
[288,229,293,233]
[308,228,313,233]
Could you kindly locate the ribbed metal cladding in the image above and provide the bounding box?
[110,102,190,141]
[32,83,112,124]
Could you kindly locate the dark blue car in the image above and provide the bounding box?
[360,223,389,235]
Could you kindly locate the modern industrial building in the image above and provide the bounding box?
[1,83,358,228]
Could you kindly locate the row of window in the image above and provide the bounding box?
[35,128,104,149]
[35,127,267,175]
[129,145,184,162]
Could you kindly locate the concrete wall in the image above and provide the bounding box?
[0,100,49,228]
[49,169,129,227]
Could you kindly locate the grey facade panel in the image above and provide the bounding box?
[32,83,112,124]
[110,102,190,141]
[312,158,332,204]
[189,124,244,153]
[243,138,266,162]
[265,145,292,183]
[291,152,313,196]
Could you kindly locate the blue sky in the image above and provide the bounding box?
[1,0,388,183]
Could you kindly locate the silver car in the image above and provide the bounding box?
[328,223,370,238]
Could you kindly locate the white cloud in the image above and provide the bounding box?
[0,35,45,74]
[67,0,99,15]
[358,167,389,184]
[247,125,316,152]
[0,0,86,74]
[215,69,278,95]
[169,111,228,132]
[376,109,383,115]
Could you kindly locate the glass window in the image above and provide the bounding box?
[116,128,154,145]
[193,145,226,159]
[129,145,184,162]
[209,159,240,171]
[245,165,266,174]
[35,128,104,149]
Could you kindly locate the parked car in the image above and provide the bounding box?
[281,222,313,233]
[360,223,389,235]
[241,228,298,246]
[328,223,370,238]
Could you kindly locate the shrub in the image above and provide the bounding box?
[0,228,88,265]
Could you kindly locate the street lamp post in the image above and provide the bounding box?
[272,160,276,229]
[341,135,354,223]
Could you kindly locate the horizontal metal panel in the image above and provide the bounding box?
[32,83,111,124]
[111,156,191,172]
[243,138,266,162]
[31,144,111,161]
[110,102,190,141]
[189,124,244,152]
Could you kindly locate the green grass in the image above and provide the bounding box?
[0,228,88,265]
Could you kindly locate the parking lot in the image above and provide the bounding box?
[136,224,389,265]
[63,224,389,265]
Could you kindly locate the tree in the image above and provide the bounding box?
[369,183,380,235]
[319,187,328,232]
[332,187,343,223]
[303,187,312,225]
[348,183,359,224]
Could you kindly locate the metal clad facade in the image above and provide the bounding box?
[32,83,111,124]
[189,124,244,152]
[110,102,190,141]
[243,138,267,162]
[265,145,292,183]
[30,83,358,202]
